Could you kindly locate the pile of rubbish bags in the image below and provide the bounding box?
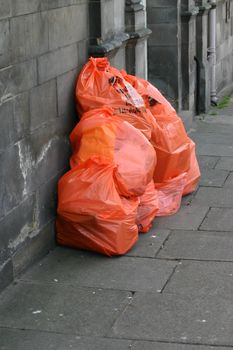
[56,57,200,256]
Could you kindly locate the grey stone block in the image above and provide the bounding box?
[78,39,89,66]
[0,0,11,19]
[38,44,78,84]
[12,221,56,276]
[12,0,40,16]
[196,155,219,170]
[12,92,30,141]
[47,5,88,51]
[0,145,26,216]
[195,120,233,135]
[153,205,209,230]
[30,79,57,131]
[200,208,233,232]
[28,128,70,187]
[196,143,233,157]
[41,0,87,11]
[11,13,48,63]
[147,8,177,25]
[0,329,132,350]
[0,282,131,336]
[22,249,177,293]
[110,292,233,345]
[0,100,14,152]
[199,169,229,187]
[57,69,77,118]
[0,259,13,293]
[189,132,233,145]
[36,174,60,229]
[158,230,233,261]
[0,19,10,69]
[126,229,170,258]
[0,195,36,255]
[101,0,114,41]
[164,260,233,297]
[0,60,37,101]
[147,0,177,8]
[148,23,178,46]
[133,341,231,350]
[193,187,233,207]
[216,157,233,171]
[148,46,179,78]
[224,172,233,188]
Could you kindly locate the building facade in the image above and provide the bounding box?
[0,0,233,291]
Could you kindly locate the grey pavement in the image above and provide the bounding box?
[1,98,233,349]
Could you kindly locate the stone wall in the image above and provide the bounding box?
[215,0,233,94]
[0,0,89,292]
[0,0,151,292]
[147,0,233,114]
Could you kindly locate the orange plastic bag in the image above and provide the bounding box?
[156,173,187,216]
[76,57,156,140]
[136,180,159,233]
[123,73,200,192]
[70,107,156,197]
[123,72,176,117]
[123,74,191,182]
[56,157,139,256]
[183,140,200,195]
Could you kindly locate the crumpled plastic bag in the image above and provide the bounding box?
[156,173,187,216]
[56,157,139,256]
[136,180,159,233]
[122,73,200,193]
[76,57,156,140]
[70,107,156,197]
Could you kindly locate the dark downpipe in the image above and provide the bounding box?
[194,56,200,115]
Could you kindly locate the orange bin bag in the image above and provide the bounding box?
[183,140,201,196]
[136,180,159,233]
[151,116,191,182]
[156,173,187,216]
[122,72,176,117]
[70,108,156,197]
[56,157,139,256]
[76,57,155,140]
[123,73,198,185]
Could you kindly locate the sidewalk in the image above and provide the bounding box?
[1,97,233,350]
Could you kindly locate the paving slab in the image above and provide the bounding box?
[204,115,233,125]
[157,230,233,261]
[0,328,132,350]
[196,143,233,157]
[199,169,229,187]
[126,229,170,258]
[215,157,233,171]
[224,172,233,187]
[195,120,233,134]
[109,292,233,346]
[153,205,209,230]
[200,208,233,231]
[192,187,233,207]
[164,260,233,297]
[181,192,196,206]
[0,282,130,336]
[197,155,220,170]
[132,341,233,350]
[189,132,233,145]
[21,249,177,292]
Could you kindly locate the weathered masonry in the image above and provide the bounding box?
[0,0,150,292]
[1,0,233,292]
[147,0,233,115]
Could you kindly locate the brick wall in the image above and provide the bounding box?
[0,0,89,292]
